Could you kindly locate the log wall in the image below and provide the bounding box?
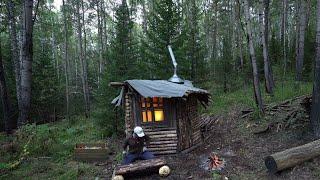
[142,126,178,155]
[176,95,202,151]
[124,92,134,137]
[187,95,202,145]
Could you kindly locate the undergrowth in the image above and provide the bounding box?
[0,117,105,179]
[206,80,312,115]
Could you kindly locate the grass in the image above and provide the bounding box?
[206,80,312,115]
[0,117,107,179]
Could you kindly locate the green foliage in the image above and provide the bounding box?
[0,117,103,179]
[207,79,312,115]
[144,0,183,79]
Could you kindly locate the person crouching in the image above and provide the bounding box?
[122,126,155,165]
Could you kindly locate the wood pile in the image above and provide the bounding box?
[241,95,312,133]
[199,114,221,141]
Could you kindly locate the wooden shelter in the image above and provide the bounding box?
[111,80,210,155]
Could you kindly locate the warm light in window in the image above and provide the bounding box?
[142,110,152,122]
[141,97,164,123]
[154,110,164,122]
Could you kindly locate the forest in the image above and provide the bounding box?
[1,0,320,179]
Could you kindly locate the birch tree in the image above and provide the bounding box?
[62,0,70,119]
[259,0,274,94]
[76,0,90,117]
[242,0,264,113]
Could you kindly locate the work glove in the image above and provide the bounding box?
[143,147,147,152]
[122,150,127,157]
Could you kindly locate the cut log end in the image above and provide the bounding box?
[264,156,278,173]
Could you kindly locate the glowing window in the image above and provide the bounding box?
[141,97,164,123]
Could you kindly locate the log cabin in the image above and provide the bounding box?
[111,79,210,155]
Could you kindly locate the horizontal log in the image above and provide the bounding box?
[149,134,177,138]
[149,146,177,151]
[265,139,320,173]
[145,130,177,135]
[143,127,176,132]
[114,158,166,175]
[109,82,124,87]
[148,144,177,148]
[153,150,177,155]
[149,140,177,145]
[150,138,178,142]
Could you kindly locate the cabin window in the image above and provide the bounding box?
[141,97,164,123]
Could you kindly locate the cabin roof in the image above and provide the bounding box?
[126,80,208,98]
[112,79,210,107]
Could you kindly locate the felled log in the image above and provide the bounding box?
[265,139,320,173]
[114,158,167,176]
[109,82,124,87]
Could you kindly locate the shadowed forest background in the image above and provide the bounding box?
[1,0,320,179]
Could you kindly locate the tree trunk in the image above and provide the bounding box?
[296,0,307,82]
[114,158,167,176]
[0,30,15,133]
[7,0,21,111]
[265,138,320,173]
[76,0,90,118]
[97,0,104,88]
[311,0,320,138]
[18,0,34,126]
[236,0,244,70]
[81,0,90,116]
[142,0,148,34]
[242,0,264,113]
[281,0,288,75]
[259,0,274,94]
[62,0,70,119]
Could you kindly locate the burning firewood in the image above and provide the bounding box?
[208,153,225,171]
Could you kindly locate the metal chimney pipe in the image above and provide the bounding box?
[168,45,184,84]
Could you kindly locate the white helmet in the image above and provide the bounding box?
[134,126,145,137]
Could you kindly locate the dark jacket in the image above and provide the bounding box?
[123,135,150,154]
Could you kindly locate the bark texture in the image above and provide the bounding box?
[265,139,320,173]
[259,0,274,94]
[6,0,21,108]
[62,0,70,119]
[76,0,90,118]
[0,34,14,133]
[296,0,307,81]
[311,0,320,138]
[242,0,264,113]
[18,0,34,126]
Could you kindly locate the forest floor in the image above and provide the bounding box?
[104,94,320,180]
[1,81,319,180]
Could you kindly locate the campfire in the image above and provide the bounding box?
[208,153,225,171]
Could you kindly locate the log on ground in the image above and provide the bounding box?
[265,138,320,173]
[114,158,167,176]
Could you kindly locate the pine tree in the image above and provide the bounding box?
[94,0,137,136]
[182,0,205,82]
[144,0,183,79]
